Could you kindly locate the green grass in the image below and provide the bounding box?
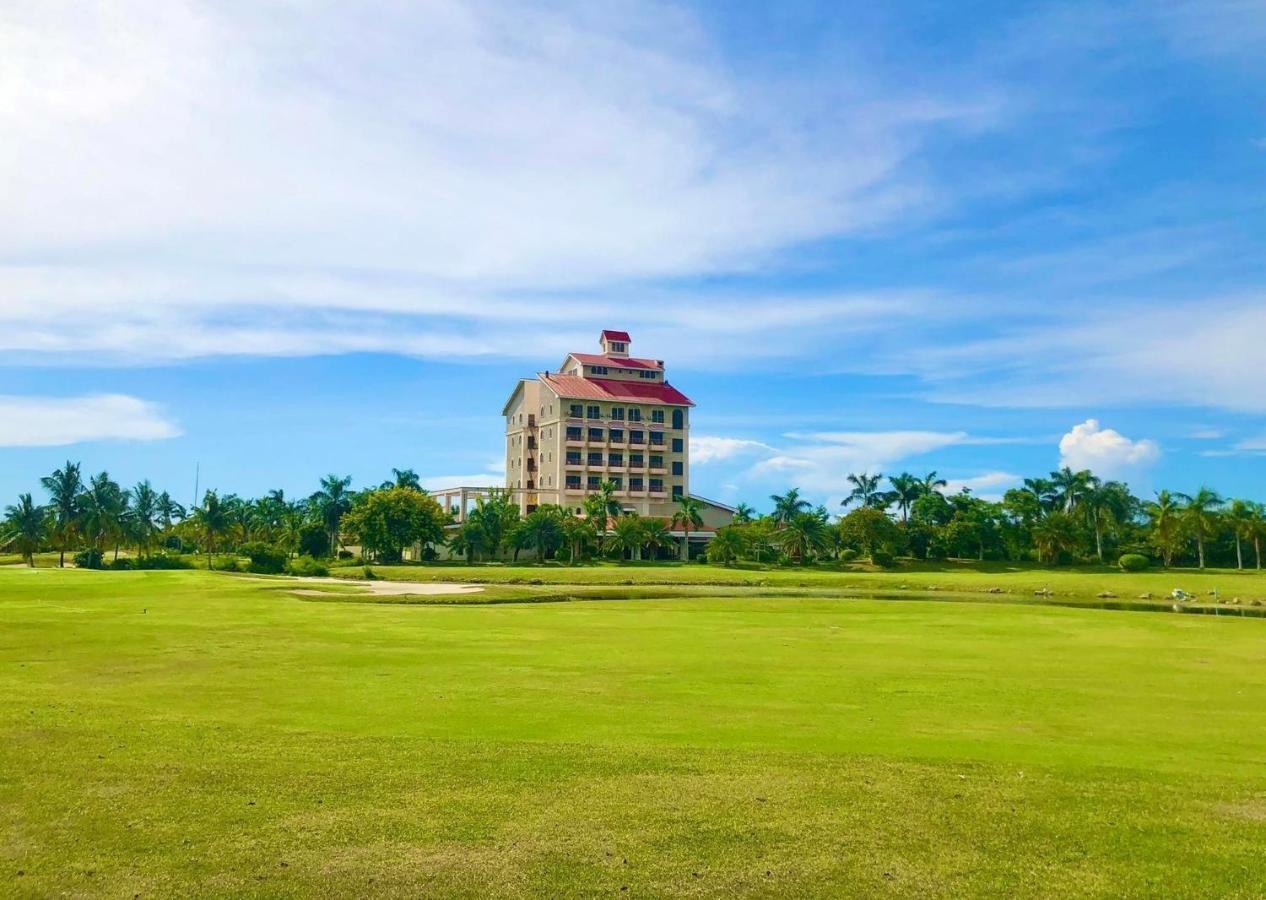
[3,569,1266,896]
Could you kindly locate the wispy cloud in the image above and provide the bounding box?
[0,395,181,447]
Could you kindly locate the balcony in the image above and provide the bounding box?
[649,467,666,475]
[564,483,584,493]
[648,490,667,499]
[565,458,584,469]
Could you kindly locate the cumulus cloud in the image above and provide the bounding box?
[0,394,181,447]
[1058,419,1159,476]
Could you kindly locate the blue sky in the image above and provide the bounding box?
[2,0,1265,510]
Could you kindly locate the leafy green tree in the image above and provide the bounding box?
[1050,467,1094,513]
[518,506,566,561]
[2,494,49,566]
[706,524,747,566]
[642,519,672,561]
[921,471,948,494]
[192,490,231,570]
[844,472,885,509]
[1178,487,1223,570]
[1022,477,1058,513]
[391,468,422,490]
[130,480,160,559]
[157,491,185,531]
[584,481,623,556]
[296,522,331,558]
[838,507,902,562]
[1226,499,1258,571]
[40,461,82,567]
[670,496,704,561]
[768,488,810,524]
[561,512,597,564]
[1143,490,1185,567]
[343,487,446,563]
[1081,479,1134,563]
[733,503,756,525]
[78,472,126,555]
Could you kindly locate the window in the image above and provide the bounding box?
[569,404,583,417]
[610,476,623,489]
[672,461,683,476]
[566,427,582,441]
[610,407,624,420]
[587,476,601,489]
[672,485,684,499]
[610,341,627,352]
[630,477,644,490]
[629,453,644,467]
[566,452,581,465]
[650,478,664,492]
[672,438,684,453]
[588,452,603,465]
[586,405,601,419]
[566,475,581,489]
[639,370,656,379]
[651,409,664,424]
[628,408,642,422]
[650,432,664,446]
[672,409,684,429]
[588,428,603,441]
[650,455,664,468]
[629,430,644,444]
[609,429,624,443]
[608,453,623,467]
[591,365,609,375]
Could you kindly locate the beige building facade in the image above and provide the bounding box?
[502,330,695,518]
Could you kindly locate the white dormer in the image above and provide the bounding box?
[600,329,631,358]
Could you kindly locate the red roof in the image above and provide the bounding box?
[542,373,694,407]
[601,329,632,342]
[570,352,662,370]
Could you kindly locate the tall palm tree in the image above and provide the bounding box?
[130,480,160,559]
[1031,511,1079,565]
[843,473,885,509]
[642,519,672,561]
[1177,487,1223,570]
[1081,479,1132,563]
[1022,477,1058,512]
[40,460,82,567]
[2,494,49,566]
[192,490,231,571]
[769,488,810,524]
[776,510,829,565]
[157,491,186,529]
[921,471,948,494]
[1143,490,1185,567]
[312,474,353,557]
[671,496,704,561]
[1050,467,1093,513]
[561,512,596,565]
[583,481,623,557]
[611,513,647,561]
[78,472,126,554]
[887,472,924,524]
[733,503,755,525]
[1250,502,1266,571]
[392,468,422,490]
[1226,499,1258,571]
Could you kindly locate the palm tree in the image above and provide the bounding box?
[2,494,49,566]
[733,503,756,525]
[843,473,885,509]
[561,513,596,564]
[40,461,82,567]
[583,481,622,556]
[670,496,704,561]
[78,472,126,554]
[1050,467,1093,513]
[642,519,672,561]
[776,510,830,565]
[1226,499,1258,571]
[1081,479,1132,563]
[392,468,421,490]
[518,506,565,561]
[1250,502,1266,571]
[1022,477,1058,512]
[129,481,160,559]
[1031,511,1079,565]
[768,488,810,524]
[1143,490,1185,567]
[192,490,231,571]
[921,471,948,494]
[312,475,353,557]
[706,525,746,567]
[157,491,186,529]
[1178,487,1223,570]
[611,513,648,561]
[887,473,924,524]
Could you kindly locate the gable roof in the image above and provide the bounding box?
[568,353,662,371]
[541,373,694,407]
[601,329,632,342]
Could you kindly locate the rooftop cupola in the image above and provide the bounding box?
[599,329,632,358]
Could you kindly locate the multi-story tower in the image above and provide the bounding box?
[502,330,693,517]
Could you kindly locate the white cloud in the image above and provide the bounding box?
[1058,419,1160,476]
[0,394,181,447]
[690,436,776,464]
[0,1,994,365]
[942,471,1022,499]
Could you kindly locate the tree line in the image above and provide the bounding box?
[2,461,1263,570]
